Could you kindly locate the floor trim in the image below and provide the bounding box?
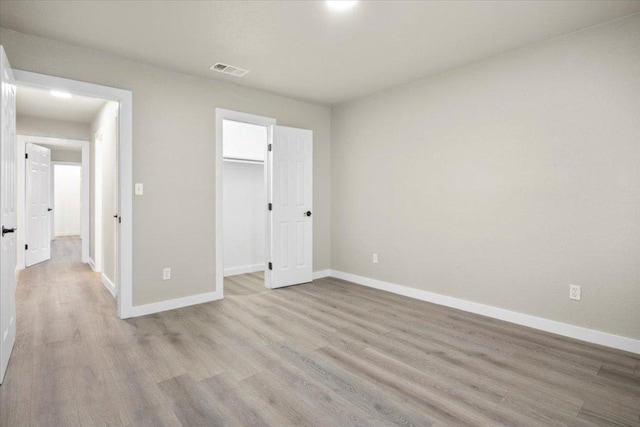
[101,274,116,298]
[130,291,223,318]
[224,264,264,277]
[88,257,97,272]
[55,232,81,237]
[313,269,331,280]
[330,270,640,355]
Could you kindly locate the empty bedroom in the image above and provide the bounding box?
[0,1,638,426]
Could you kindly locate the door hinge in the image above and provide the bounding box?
[25,153,28,159]
[268,203,272,211]
[25,244,28,250]
[268,144,272,152]
[268,262,272,270]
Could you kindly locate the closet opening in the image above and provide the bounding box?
[221,118,270,295]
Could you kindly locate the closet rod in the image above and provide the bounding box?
[223,157,264,165]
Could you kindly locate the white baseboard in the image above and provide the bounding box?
[55,232,80,237]
[128,270,327,318]
[130,290,222,318]
[313,269,331,280]
[88,257,97,272]
[224,264,264,277]
[330,270,640,355]
[101,274,116,298]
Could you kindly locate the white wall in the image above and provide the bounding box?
[331,14,640,340]
[17,115,90,141]
[36,143,82,163]
[90,101,118,284]
[50,149,81,163]
[223,162,265,275]
[54,164,81,237]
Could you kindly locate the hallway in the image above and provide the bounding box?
[0,237,121,425]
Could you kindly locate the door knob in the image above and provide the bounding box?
[305,211,312,217]
[47,208,53,212]
[2,226,16,237]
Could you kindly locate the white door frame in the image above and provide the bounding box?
[18,136,89,269]
[14,70,133,319]
[51,161,82,239]
[215,108,275,298]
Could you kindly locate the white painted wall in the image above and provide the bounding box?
[331,15,640,340]
[90,101,118,284]
[53,164,81,237]
[50,149,81,163]
[222,120,267,162]
[223,162,265,275]
[16,115,90,141]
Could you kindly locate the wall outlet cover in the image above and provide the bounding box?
[569,284,581,301]
[163,268,171,280]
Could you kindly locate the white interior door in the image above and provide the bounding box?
[0,46,17,384]
[26,143,51,267]
[269,125,313,289]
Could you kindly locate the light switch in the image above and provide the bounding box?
[135,183,144,196]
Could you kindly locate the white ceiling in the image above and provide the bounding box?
[2,1,639,105]
[17,85,106,123]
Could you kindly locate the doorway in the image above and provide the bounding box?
[17,136,90,269]
[11,69,133,319]
[52,163,82,239]
[215,108,314,297]
[0,49,133,384]
[16,91,120,301]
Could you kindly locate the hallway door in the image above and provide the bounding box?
[26,143,51,267]
[0,46,17,384]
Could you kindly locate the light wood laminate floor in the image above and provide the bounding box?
[1,237,639,426]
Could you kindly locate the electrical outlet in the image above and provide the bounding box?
[569,284,581,301]
[372,253,378,264]
[163,268,171,280]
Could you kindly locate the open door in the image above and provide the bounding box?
[25,143,51,267]
[0,45,17,384]
[268,125,313,289]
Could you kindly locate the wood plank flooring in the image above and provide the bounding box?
[1,237,639,426]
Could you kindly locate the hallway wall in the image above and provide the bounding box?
[54,164,82,237]
[90,101,118,285]
[17,115,90,141]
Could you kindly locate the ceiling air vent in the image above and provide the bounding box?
[210,62,249,77]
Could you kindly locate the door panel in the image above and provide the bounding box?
[0,45,17,384]
[269,125,312,288]
[26,143,51,267]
